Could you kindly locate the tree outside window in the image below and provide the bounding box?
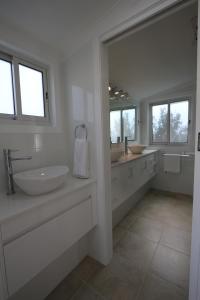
[110,107,136,143]
[151,100,189,144]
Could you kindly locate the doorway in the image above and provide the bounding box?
[96,0,199,299]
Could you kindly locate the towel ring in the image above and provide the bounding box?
[75,124,88,140]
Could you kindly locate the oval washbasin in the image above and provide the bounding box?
[14,165,69,196]
[111,143,124,162]
[128,144,146,154]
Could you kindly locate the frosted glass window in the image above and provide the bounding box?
[170,101,189,143]
[152,104,168,143]
[110,107,136,142]
[110,110,121,143]
[123,108,136,140]
[19,64,45,117]
[0,59,14,114]
[151,100,189,144]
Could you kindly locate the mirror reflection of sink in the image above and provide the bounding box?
[111,143,124,162]
[128,144,146,154]
[14,165,69,196]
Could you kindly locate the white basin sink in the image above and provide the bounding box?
[128,144,146,154]
[111,143,124,162]
[14,165,69,196]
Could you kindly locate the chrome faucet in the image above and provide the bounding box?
[3,149,32,195]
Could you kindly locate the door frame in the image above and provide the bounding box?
[93,0,199,298]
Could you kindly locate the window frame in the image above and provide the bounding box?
[149,97,191,145]
[0,50,50,124]
[110,106,137,142]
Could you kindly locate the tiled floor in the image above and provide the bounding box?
[46,190,192,300]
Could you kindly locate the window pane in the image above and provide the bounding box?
[19,64,45,117]
[152,104,168,143]
[123,108,136,140]
[170,101,189,143]
[0,59,14,114]
[110,110,121,143]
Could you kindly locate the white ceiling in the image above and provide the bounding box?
[108,3,197,101]
[0,0,119,57]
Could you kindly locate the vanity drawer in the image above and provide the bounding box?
[1,184,96,244]
[4,197,93,296]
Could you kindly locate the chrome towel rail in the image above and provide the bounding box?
[162,153,194,158]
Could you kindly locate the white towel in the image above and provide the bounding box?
[73,138,89,178]
[163,154,180,174]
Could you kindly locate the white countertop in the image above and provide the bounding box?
[0,176,96,224]
[111,149,159,168]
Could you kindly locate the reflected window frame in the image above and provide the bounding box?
[149,98,191,145]
[0,50,49,124]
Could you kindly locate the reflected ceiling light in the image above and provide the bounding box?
[108,85,130,101]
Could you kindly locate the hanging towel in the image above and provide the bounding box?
[163,154,180,174]
[73,138,89,178]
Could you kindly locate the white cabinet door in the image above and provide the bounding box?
[4,198,93,296]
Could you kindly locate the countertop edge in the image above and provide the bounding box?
[0,177,96,224]
[111,150,159,168]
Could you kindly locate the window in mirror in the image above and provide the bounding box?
[151,99,189,144]
[110,107,136,143]
[110,110,121,143]
[123,108,136,141]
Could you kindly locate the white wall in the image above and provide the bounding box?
[64,41,113,265]
[64,41,96,176]
[140,83,196,195]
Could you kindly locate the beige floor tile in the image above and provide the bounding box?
[88,267,140,300]
[162,212,192,232]
[128,216,163,242]
[71,284,105,300]
[115,231,157,272]
[46,272,84,300]
[151,245,190,289]
[160,226,191,255]
[107,253,146,285]
[118,213,137,230]
[73,256,103,283]
[113,225,127,247]
[137,273,187,300]
[174,201,193,219]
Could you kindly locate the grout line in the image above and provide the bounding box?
[69,282,87,300]
[150,270,189,292]
[84,281,107,299]
[157,242,191,257]
[135,237,160,300]
[70,281,107,300]
[70,280,86,300]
